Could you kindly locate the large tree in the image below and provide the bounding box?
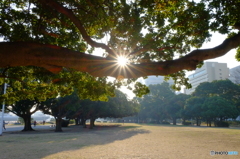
[1,0,240,88]
[138,82,175,123]
[184,96,206,126]
[202,96,239,126]
[166,93,190,125]
[40,94,79,132]
[193,80,240,109]
[6,99,40,131]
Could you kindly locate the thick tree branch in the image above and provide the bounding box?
[0,32,240,79]
[37,0,116,56]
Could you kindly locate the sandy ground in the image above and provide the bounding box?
[1,123,240,159]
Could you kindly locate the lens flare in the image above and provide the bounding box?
[117,56,128,66]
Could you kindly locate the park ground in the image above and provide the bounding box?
[0,123,240,159]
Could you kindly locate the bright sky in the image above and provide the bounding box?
[201,33,239,69]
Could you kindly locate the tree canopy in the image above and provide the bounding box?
[193,80,240,106]
[184,80,240,126]
[137,82,175,123]
[1,0,240,87]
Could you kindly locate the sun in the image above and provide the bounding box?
[117,56,128,66]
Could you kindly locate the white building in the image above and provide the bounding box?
[228,65,240,84]
[185,62,229,94]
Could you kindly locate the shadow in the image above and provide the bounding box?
[1,124,150,159]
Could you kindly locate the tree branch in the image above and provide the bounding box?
[37,0,116,57]
[0,32,240,79]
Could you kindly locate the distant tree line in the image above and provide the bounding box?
[134,80,240,127]
[2,65,240,132]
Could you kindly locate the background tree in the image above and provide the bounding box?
[166,94,190,125]
[67,90,140,129]
[202,96,239,127]
[184,97,206,126]
[193,80,240,112]
[185,80,240,126]
[6,99,40,131]
[1,0,240,88]
[40,93,80,132]
[137,82,175,123]
[0,67,65,131]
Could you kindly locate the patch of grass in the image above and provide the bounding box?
[1,123,240,159]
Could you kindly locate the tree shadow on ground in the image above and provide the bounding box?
[1,124,150,159]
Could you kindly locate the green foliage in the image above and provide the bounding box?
[69,119,75,124]
[61,120,69,127]
[184,96,205,119]
[193,80,240,105]
[185,80,240,126]
[1,0,239,89]
[227,121,240,127]
[202,96,239,120]
[201,0,240,33]
[166,93,190,120]
[45,89,140,124]
[132,82,149,97]
[6,99,41,131]
[182,121,191,126]
[0,66,121,108]
[137,82,176,123]
[235,47,240,61]
[215,121,229,127]
[161,121,170,125]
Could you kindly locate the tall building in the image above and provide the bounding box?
[144,76,174,86]
[228,65,240,84]
[185,62,229,94]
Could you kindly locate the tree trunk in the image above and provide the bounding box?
[82,119,87,128]
[172,117,177,125]
[22,114,34,131]
[89,118,95,129]
[182,118,186,125]
[75,118,79,125]
[80,117,85,125]
[196,118,201,126]
[55,118,63,132]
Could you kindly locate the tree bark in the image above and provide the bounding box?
[74,118,79,125]
[1,32,240,79]
[55,118,63,132]
[82,119,87,128]
[172,117,177,125]
[89,118,95,129]
[21,114,34,131]
[182,118,186,125]
[196,118,201,126]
